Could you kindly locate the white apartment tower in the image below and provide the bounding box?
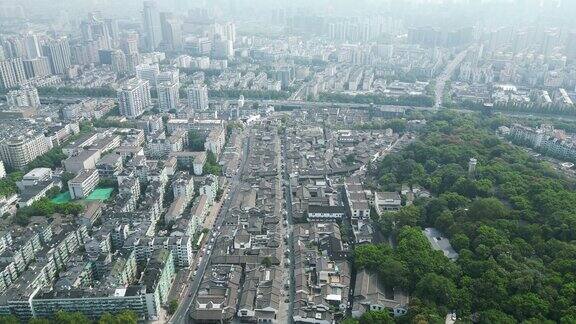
[22,57,51,79]
[186,84,208,111]
[118,78,151,119]
[0,134,52,170]
[41,38,71,75]
[143,1,162,51]
[6,87,40,108]
[24,33,42,59]
[157,81,179,112]
[0,58,26,90]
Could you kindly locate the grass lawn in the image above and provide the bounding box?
[51,192,72,204]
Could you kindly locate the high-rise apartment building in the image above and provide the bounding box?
[118,78,151,119]
[157,69,179,87]
[160,12,182,52]
[136,63,160,85]
[0,133,52,170]
[0,58,26,90]
[42,38,71,75]
[6,87,40,108]
[143,1,162,51]
[0,161,5,179]
[111,50,127,74]
[122,32,140,55]
[24,33,42,59]
[22,57,51,79]
[567,32,576,62]
[186,84,208,111]
[157,82,179,112]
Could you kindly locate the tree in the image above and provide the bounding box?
[451,234,470,251]
[0,315,19,324]
[261,256,272,268]
[505,293,550,321]
[168,300,179,315]
[478,309,516,324]
[439,192,470,210]
[53,310,91,324]
[98,313,116,324]
[188,130,205,151]
[98,310,138,324]
[366,111,576,321]
[114,310,138,324]
[203,151,222,176]
[468,198,508,221]
[28,319,51,324]
[415,273,457,306]
[359,310,394,324]
[0,172,23,198]
[394,205,423,228]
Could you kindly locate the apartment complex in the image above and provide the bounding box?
[0,133,52,170]
[186,84,208,111]
[117,78,152,119]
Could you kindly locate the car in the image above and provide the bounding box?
[193,271,197,276]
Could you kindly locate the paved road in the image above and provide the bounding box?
[169,133,250,324]
[434,46,472,108]
[281,131,296,324]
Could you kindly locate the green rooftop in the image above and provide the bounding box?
[86,188,114,201]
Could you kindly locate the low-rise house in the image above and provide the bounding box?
[307,205,346,222]
[191,265,241,323]
[374,192,402,214]
[96,153,123,177]
[63,149,101,174]
[352,269,409,318]
[237,266,282,323]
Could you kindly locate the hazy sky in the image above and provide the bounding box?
[0,0,574,30]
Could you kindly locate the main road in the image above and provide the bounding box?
[169,133,250,324]
[281,130,296,324]
[433,45,473,108]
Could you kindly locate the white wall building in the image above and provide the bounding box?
[118,78,151,119]
[186,84,208,111]
[136,63,159,85]
[0,161,5,179]
[68,169,100,199]
[0,133,52,170]
[157,81,179,112]
[6,87,40,108]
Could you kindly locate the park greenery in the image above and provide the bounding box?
[209,89,291,100]
[360,110,576,323]
[187,130,205,151]
[0,310,137,324]
[342,310,395,324]
[168,300,179,315]
[24,147,67,171]
[14,197,84,226]
[318,93,434,107]
[0,172,23,199]
[203,151,222,176]
[452,99,576,116]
